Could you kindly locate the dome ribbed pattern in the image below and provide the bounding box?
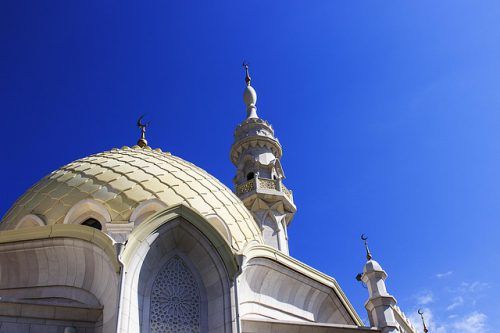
[1,146,262,250]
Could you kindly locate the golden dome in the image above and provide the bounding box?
[0,146,262,251]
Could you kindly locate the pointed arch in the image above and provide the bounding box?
[129,199,168,226]
[260,211,280,249]
[121,204,238,276]
[14,214,45,229]
[117,204,238,333]
[63,199,111,232]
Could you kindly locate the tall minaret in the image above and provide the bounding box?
[230,64,296,254]
[360,235,399,333]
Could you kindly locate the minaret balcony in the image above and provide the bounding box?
[236,177,294,203]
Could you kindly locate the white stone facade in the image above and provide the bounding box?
[0,201,365,332]
[0,70,418,333]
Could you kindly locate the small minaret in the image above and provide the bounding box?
[359,235,399,333]
[230,64,296,254]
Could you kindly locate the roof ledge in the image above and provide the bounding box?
[0,224,119,272]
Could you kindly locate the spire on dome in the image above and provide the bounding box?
[418,309,429,333]
[137,115,149,148]
[361,234,373,260]
[242,62,258,119]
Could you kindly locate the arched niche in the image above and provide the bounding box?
[260,213,280,249]
[205,214,232,245]
[118,205,237,333]
[63,199,111,231]
[130,199,167,226]
[253,209,286,253]
[14,214,45,229]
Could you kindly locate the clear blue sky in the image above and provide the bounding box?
[1,1,498,331]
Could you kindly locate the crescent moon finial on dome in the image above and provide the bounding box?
[137,115,149,148]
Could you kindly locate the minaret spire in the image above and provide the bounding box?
[243,61,251,86]
[418,309,429,333]
[242,62,258,119]
[361,234,373,260]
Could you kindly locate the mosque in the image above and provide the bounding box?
[0,65,426,333]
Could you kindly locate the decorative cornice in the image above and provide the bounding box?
[230,136,283,164]
[242,318,381,332]
[364,295,397,311]
[393,306,418,333]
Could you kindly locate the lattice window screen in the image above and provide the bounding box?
[150,256,201,333]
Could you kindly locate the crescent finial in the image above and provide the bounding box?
[242,61,251,86]
[418,309,429,332]
[136,115,149,148]
[360,233,372,260]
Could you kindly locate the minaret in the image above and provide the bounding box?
[230,64,296,254]
[360,235,399,333]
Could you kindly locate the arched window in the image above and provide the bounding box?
[150,255,201,332]
[81,218,102,230]
[246,172,255,181]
